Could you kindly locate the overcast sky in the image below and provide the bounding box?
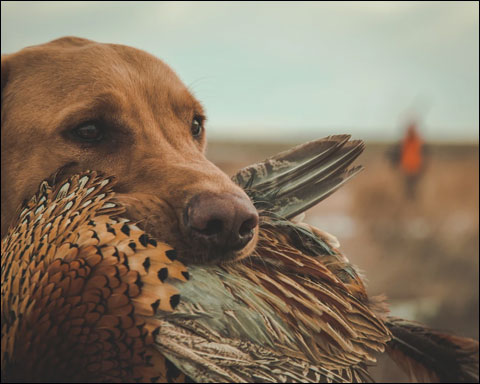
[2,1,478,142]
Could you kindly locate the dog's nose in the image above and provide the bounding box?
[185,192,259,252]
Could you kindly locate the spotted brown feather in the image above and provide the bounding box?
[1,171,189,383]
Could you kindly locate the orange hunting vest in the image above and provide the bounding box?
[400,135,422,174]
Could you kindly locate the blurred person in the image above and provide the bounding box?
[388,121,427,199]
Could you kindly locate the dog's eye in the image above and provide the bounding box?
[191,116,203,138]
[73,124,103,142]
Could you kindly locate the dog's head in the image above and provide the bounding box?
[1,37,259,264]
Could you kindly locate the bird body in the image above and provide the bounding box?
[1,136,478,383]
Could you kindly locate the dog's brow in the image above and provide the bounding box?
[92,92,126,109]
[57,93,127,131]
[173,102,198,119]
[168,87,205,118]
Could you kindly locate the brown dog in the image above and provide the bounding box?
[1,37,259,264]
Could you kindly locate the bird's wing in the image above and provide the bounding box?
[154,263,375,383]
[231,135,365,219]
[154,266,354,383]
[154,221,391,383]
[231,134,370,303]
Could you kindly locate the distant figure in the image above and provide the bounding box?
[388,121,426,199]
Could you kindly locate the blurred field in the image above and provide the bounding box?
[207,138,479,382]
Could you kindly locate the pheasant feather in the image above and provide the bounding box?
[1,136,478,383]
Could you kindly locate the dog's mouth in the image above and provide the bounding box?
[174,226,259,265]
[115,192,259,266]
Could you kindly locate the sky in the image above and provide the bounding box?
[1,1,479,142]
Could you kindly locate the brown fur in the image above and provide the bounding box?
[1,37,258,263]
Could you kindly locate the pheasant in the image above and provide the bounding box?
[1,135,478,383]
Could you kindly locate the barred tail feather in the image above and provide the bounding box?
[385,317,479,383]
